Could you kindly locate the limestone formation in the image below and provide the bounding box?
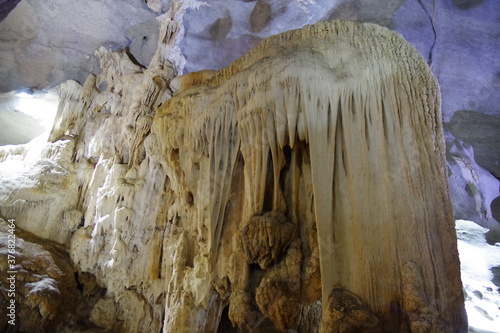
[319,288,378,332]
[0,219,87,332]
[237,211,295,269]
[0,19,467,332]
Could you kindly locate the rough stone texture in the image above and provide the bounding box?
[319,288,378,332]
[444,110,500,230]
[0,19,467,332]
[445,110,500,180]
[0,16,177,332]
[237,211,295,269]
[0,218,89,332]
[0,137,84,244]
[445,131,500,233]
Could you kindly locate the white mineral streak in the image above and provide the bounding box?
[0,20,466,332]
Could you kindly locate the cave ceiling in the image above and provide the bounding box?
[0,0,497,123]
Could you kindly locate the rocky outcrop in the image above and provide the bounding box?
[320,288,378,332]
[0,218,90,333]
[445,114,500,236]
[445,110,500,180]
[0,137,83,244]
[0,19,467,332]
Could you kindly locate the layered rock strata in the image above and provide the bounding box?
[0,19,467,332]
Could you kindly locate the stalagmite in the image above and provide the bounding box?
[0,19,467,332]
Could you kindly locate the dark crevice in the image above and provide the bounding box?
[279,145,293,215]
[123,47,147,69]
[417,0,437,67]
[263,151,274,213]
[217,305,237,333]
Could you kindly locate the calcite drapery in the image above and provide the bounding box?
[0,19,466,332]
[154,20,467,331]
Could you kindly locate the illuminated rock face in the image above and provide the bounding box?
[0,20,467,332]
[153,20,467,332]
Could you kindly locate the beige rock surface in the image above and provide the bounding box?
[153,20,466,331]
[0,19,466,332]
[0,219,85,332]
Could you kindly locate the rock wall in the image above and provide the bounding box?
[0,0,160,92]
[0,218,87,332]
[0,19,467,332]
[1,1,498,236]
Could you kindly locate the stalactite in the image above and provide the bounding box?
[154,20,467,331]
[1,18,467,332]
